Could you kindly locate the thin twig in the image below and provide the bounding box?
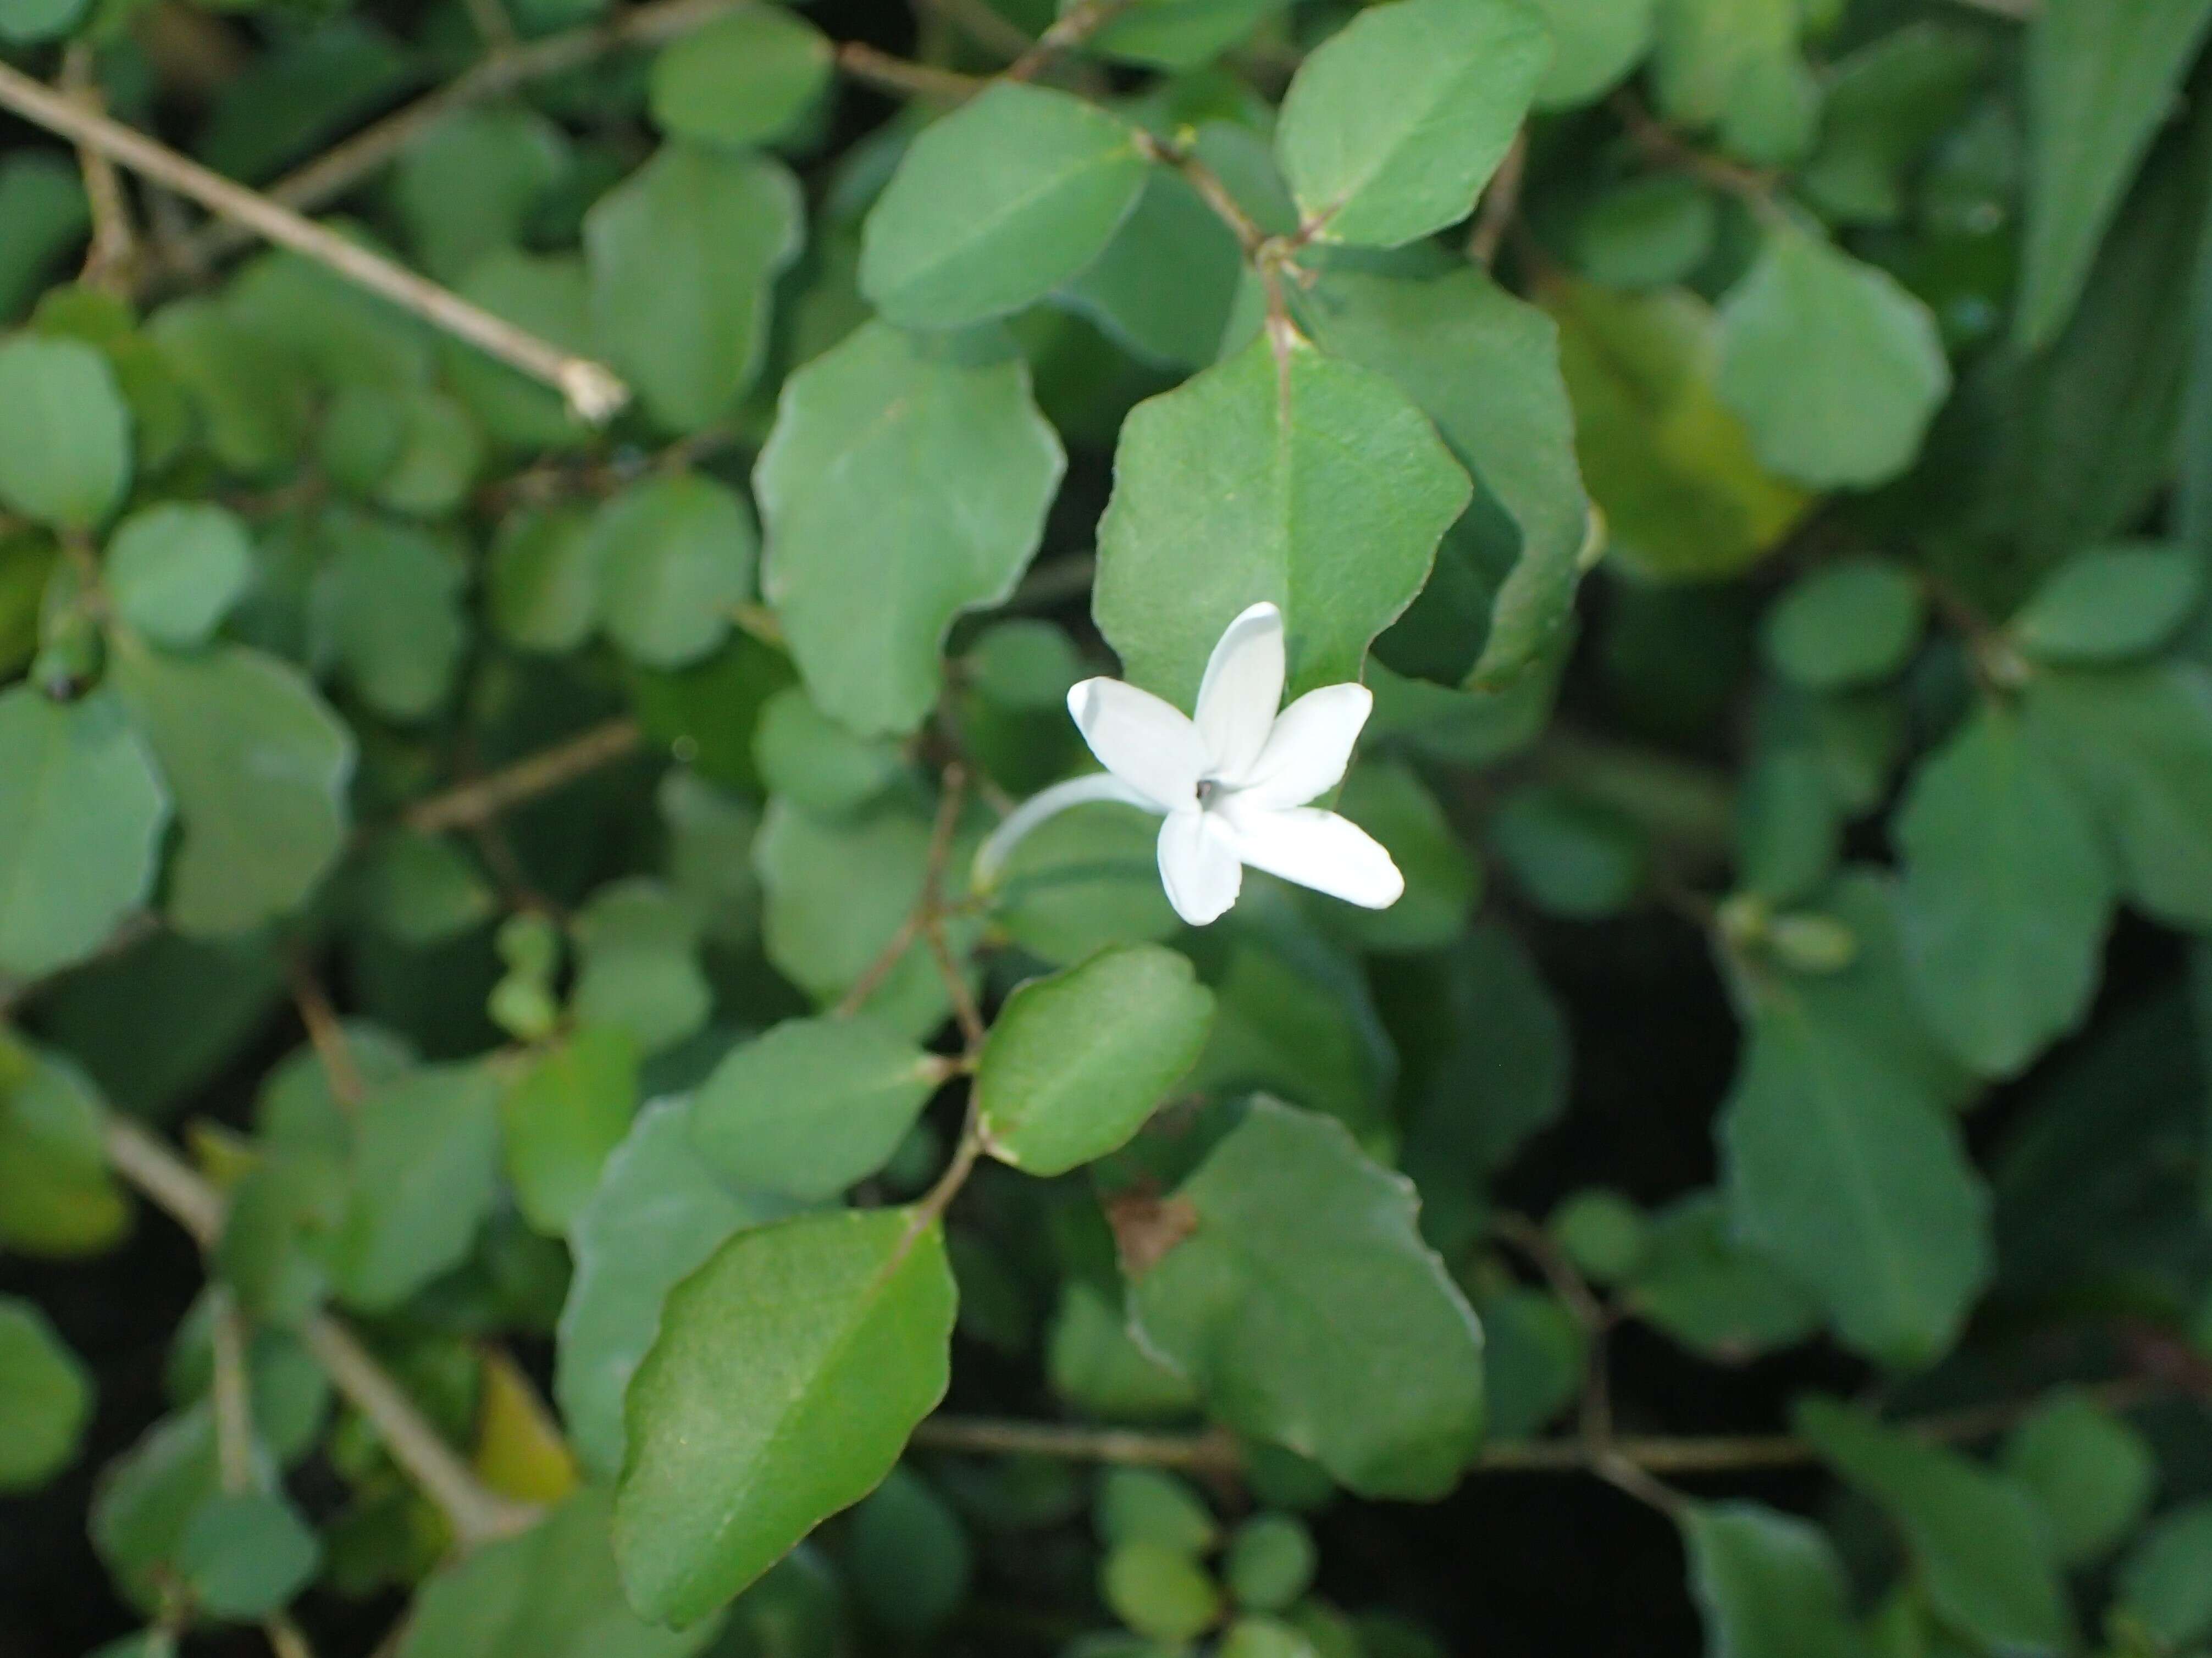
[401,718,643,836]
[837,41,984,101]
[0,58,629,422]
[165,0,746,277]
[62,47,137,291]
[1612,91,1784,223]
[209,1291,257,1494]
[917,0,1035,58]
[1468,127,1528,270]
[460,0,521,56]
[1133,129,1267,258]
[914,1416,1245,1471]
[1006,0,1133,80]
[289,960,366,1111]
[263,1616,316,1658]
[99,1114,542,1549]
[836,767,971,1019]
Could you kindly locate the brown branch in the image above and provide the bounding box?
[209,1291,257,1494]
[62,47,137,291]
[836,41,984,101]
[1612,92,1784,222]
[288,961,365,1111]
[1467,127,1528,270]
[0,58,628,423]
[1006,0,1133,80]
[836,765,971,1021]
[1133,129,1267,259]
[166,0,746,277]
[99,1114,541,1548]
[914,1416,1245,1471]
[401,718,643,836]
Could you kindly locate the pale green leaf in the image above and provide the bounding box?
[0,336,129,530]
[1129,1099,1483,1498]
[1895,705,2115,1078]
[978,945,1214,1175]
[1761,558,1926,691]
[329,1062,503,1311]
[313,511,468,722]
[2010,542,2203,664]
[0,1041,130,1256]
[613,1207,956,1625]
[501,1028,639,1236]
[1274,0,1551,248]
[571,879,711,1056]
[104,504,253,648]
[585,144,803,432]
[589,473,758,670]
[757,321,1063,735]
[859,84,1148,330]
[650,5,832,149]
[1096,334,1469,706]
[1525,0,1657,108]
[690,1015,943,1200]
[178,1492,321,1619]
[0,688,167,979]
[112,642,353,938]
[1717,228,1950,490]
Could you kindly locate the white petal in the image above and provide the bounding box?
[1221,805,1403,910]
[1237,683,1374,809]
[1068,678,1207,813]
[1194,602,1285,780]
[1157,809,1242,925]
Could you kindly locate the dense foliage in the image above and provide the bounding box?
[3,0,2212,1654]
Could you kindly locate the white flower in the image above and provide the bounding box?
[976,603,1403,927]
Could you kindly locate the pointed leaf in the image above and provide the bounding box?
[0,1296,92,1490]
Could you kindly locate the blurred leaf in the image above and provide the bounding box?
[1059,168,1243,370]
[2017,0,2212,348]
[572,880,712,1057]
[178,1492,322,1620]
[848,1466,972,1635]
[501,1028,639,1236]
[1047,1280,1199,1420]
[586,144,803,432]
[1102,1540,1223,1644]
[0,688,165,980]
[0,335,129,530]
[1680,1501,1862,1658]
[329,1062,503,1312]
[395,107,571,285]
[1274,0,1549,248]
[588,473,757,670]
[0,1296,91,1490]
[1622,1192,1820,1362]
[759,322,1062,736]
[2116,1502,2212,1649]
[2010,542,2203,664]
[613,1208,956,1624]
[650,6,833,149]
[860,85,1147,330]
[113,642,353,938]
[313,512,468,722]
[104,504,253,649]
[1525,0,1657,109]
[0,1040,129,1256]
[1796,1399,2070,1656]
[1761,559,1926,692]
[2001,1390,2156,1566]
[1130,1099,1483,1497]
[692,1014,941,1201]
[91,1407,220,1612]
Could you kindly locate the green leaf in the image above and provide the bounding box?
[2010,542,2203,664]
[359,830,495,947]
[489,507,599,653]
[1488,783,1647,919]
[329,1062,504,1311]
[446,252,596,450]
[1795,1399,2071,1656]
[757,321,1064,735]
[178,1492,322,1619]
[2023,662,2212,928]
[1761,558,1926,691]
[91,1408,221,1611]
[0,1040,127,1258]
[1129,1099,1483,1498]
[0,157,89,318]
[650,5,832,148]
[571,879,711,1056]
[1894,705,2115,1079]
[1048,1280,1199,1421]
[113,642,354,938]
[501,1028,639,1236]
[313,512,469,722]
[1226,1515,1317,1613]
[978,945,1214,1176]
[589,473,759,670]
[1291,259,1589,690]
[585,143,803,432]
[1573,175,1718,289]
[1058,168,1245,371]
[394,106,571,285]
[1680,1501,1862,1658]
[0,336,130,530]
[1476,1287,1584,1440]
[613,1207,957,1625]
[1322,762,1477,951]
[0,687,167,980]
[1525,0,1657,108]
[753,687,905,816]
[1719,995,1990,1367]
[556,1097,794,1482]
[1716,227,1951,490]
[395,1489,715,1658]
[1096,334,1470,707]
[104,504,254,648]
[690,1015,944,1201]
[2019,0,2212,348]
[1652,0,1816,165]
[1274,0,1551,248]
[1797,23,1990,226]
[859,84,1148,331]
[1541,278,1809,581]
[849,1467,972,1637]
[1187,928,1395,1138]
[0,1296,92,1490]
[1083,0,1289,69]
[2116,1502,2212,1649]
[2001,1390,2156,1566]
[1102,1541,1223,1644]
[1621,1192,1819,1362]
[992,796,1180,967]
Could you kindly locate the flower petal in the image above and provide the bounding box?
[1068,678,1207,813]
[1237,684,1374,809]
[1221,805,1403,910]
[1157,809,1242,925]
[1194,602,1285,781]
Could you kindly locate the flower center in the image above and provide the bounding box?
[1195,776,1226,809]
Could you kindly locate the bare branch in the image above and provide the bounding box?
[0,58,629,423]
[401,717,644,836]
